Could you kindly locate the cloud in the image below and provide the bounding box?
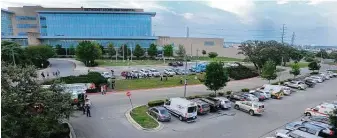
[276,0,329,5]
[181,13,193,19]
[206,0,255,23]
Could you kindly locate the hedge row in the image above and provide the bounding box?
[148,100,165,107]
[43,72,107,89]
[227,65,259,80]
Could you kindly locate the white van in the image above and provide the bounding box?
[258,84,284,99]
[304,105,335,117]
[164,97,197,122]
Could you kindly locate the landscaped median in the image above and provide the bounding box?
[129,105,159,129]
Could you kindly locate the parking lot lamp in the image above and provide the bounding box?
[184,54,188,97]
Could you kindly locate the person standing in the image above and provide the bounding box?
[85,98,91,117]
[46,72,49,78]
[57,69,60,77]
[101,85,104,95]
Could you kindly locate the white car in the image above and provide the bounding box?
[284,81,307,90]
[281,86,292,95]
[250,90,271,99]
[140,69,152,77]
[242,93,259,102]
[309,76,324,83]
[164,69,175,76]
[319,73,330,80]
[234,101,264,116]
[100,72,111,78]
[131,70,145,78]
[149,69,161,77]
[326,71,337,77]
[214,97,231,109]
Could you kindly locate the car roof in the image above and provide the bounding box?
[290,130,322,138]
[151,106,166,110]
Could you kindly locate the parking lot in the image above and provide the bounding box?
[70,68,337,138]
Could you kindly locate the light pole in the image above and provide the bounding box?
[183,54,188,97]
[115,47,118,62]
[11,48,16,66]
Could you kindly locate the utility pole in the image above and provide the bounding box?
[183,53,187,97]
[115,47,118,62]
[291,32,296,46]
[281,24,286,44]
[130,44,133,62]
[123,45,125,62]
[196,49,199,67]
[162,49,165,64]
[11,48,16,66]
[186,26,189,38]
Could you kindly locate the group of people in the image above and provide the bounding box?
[41,70,60,79]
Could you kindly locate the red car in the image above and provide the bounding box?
[121,71,129,77]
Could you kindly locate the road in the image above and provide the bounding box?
[37,59,75,80]
[68,64,336,138]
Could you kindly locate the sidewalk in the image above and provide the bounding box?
[50,58,88,76]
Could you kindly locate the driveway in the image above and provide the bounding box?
[69,65,337,138]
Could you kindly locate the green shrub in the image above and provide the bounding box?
[148,100,165,107]
[218,92,224,96]
[287,78,293,81]
[197,74,205,82]
[304,57,314,62]
[43,72,107,88]
[195,95,203,98]
[209,93,216,97]
[310,72,319,75]
[226,91,232,95]
[271,82,278,85]
[186,96,196,100]
[241,88,250,92]
[227,65,259,80]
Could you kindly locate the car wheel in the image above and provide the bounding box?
[234,105,240,110]
[249,110,255,116]
[179,116,183,121]
[305,112,311,116]
[298,86,302,90]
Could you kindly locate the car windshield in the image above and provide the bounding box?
[159,109,169,115]
[187,106,197,113]
[167,69,173,72]
[133,71,140,73]
[151,69,158,72]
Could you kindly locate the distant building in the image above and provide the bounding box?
[156,36,245,59]
[1,6,157,48]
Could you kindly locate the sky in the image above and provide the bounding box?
[1,0,337,46]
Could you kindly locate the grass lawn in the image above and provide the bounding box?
[190,56,243,62]
[115,74,202,91]
[96,59,165,66]
[130,105,158,129]
[286,62,309,68]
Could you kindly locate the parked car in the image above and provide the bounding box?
[184,69,195,75]
[101,72,115,79]
[285,121,335,137]
[200,97,221,112]
[168,62,178,67]
[234,101,265,116]
[227,94,247,102]
[327,71,337,77]
[148,106,171,122]
[164,69,176,77]
[249,91,266,101]
[309,76,324,83]
[250,90,271,99]
[305,79,316,88]
[242,93,259,102]
[257,85,284,99]
[172,68,184,75]
[140,69,152,77]
[275,129,323,138]
[131,70,145,78]
[176,61,184,66]
[164,98,197,122]
[301,116,331,125]
[214,97,232,109]
[149,69,161,77]
[284,81,307,90]
[319,73,331,80]
[189,99,210,115]
[304,105,335,117]
[281,86,293,95]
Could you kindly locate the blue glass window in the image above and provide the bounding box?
[1,11,13,36]
[18,32,28,36]
[16,16,36,20]
[17,24,37,28]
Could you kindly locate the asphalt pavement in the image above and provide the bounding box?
[68,64,337,138]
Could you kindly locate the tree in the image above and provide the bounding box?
[315,50,329,59]
[202,50,206,56]
[1,63,73,138]
[1,41,27,65]
[208,52,218,59]
[75,41,102,66]
[55,44,65,55]
[204,62,229,95]
[107,43,116,60]
[68,45,75,55]
[25,45,56,68]
[261,59,277,83]
[290,63,301,78]
[175,44,186,58]
[308,61,321,72]
[147,43,158,58]
[133,44,145,59]
[99,45,105,55]
[329,109,337,128]
[163,44,173,57]
[328,51,337,62]
[118,44,131,59]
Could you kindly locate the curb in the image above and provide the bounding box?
[125,105,163,132]
[61,119,77,138]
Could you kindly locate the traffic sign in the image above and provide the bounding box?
[126,91,131,97]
